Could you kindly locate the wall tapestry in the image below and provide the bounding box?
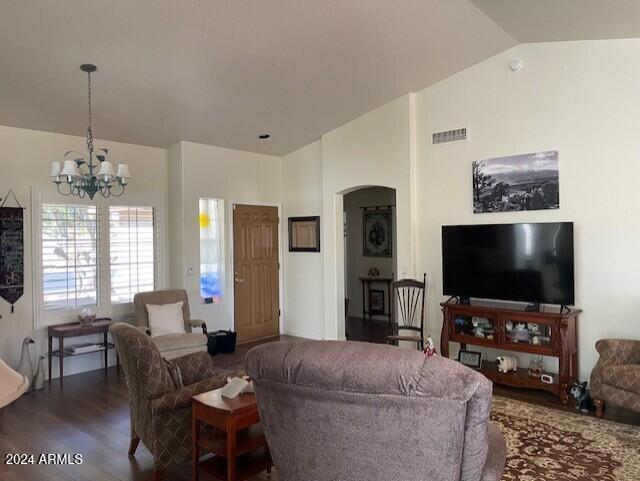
[472,150,559,213]
[363,208,392,257]
[0,191,25,312]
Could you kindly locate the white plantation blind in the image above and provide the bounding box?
[109,206,156,303]
[41,204,98,310]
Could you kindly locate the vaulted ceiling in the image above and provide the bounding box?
[1,1,638,155]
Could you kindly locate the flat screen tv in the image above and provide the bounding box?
[442,222,574,306]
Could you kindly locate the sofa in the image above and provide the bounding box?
[133,289,208,359]
[590,338,640,417]
[109,322,242,480]
[246,340,506,481]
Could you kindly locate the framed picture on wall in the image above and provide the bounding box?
[363,208,392,257]
[369,289,385,315]
[472,150,559,213]
[288,216,320,252]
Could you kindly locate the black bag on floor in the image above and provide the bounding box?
[207,330,237,355]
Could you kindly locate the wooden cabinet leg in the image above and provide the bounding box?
[59,337,64,388]
[48,335,53,383]
[594,399,605,418]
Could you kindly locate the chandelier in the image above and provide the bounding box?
[50,64,130,199]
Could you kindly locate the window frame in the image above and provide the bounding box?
[32,187,166,328]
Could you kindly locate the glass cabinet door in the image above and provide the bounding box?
[451,314,498,345]
[503,319,554,350]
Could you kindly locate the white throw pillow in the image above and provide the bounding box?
[147,301,186,337]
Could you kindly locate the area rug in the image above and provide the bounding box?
[249,396,640,481]
[492,396,640,481]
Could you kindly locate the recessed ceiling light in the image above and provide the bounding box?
[258,134,271,139]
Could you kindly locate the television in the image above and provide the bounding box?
[442,222,574,306]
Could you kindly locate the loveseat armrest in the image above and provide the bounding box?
[151,376,227,415]
[190,319,207,334]
[595,339,640,366]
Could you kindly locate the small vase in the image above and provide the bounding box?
[17,337,35,388]
[33,355,45,391]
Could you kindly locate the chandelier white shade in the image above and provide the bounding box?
[51,64,131,199]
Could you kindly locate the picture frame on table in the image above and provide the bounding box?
[457,349,483,369]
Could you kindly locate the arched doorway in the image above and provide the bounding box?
[341,186,397,342]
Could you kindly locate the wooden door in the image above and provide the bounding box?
[233,204,280,342]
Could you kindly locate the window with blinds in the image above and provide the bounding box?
[109,206,156,304]
[41,204,99,310]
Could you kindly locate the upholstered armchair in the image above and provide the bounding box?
[590,338,640,417]
[247,341,506,481]
[133,289,208,359]
[110,323,242,480]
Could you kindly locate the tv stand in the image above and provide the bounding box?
[458,296,471,306]
[440,299,581,404]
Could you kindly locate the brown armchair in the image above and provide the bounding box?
[109,322,242,480]
[133,289,208,359]
[590,338,640,417]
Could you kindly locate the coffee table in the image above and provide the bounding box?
[192,388,272,481]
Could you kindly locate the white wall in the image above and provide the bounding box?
[168,141,283,332]
[0,125,168,376]
[321,94,416,340]
[415,39,640,381]
[344,187,397,318]
[281,141,324,339]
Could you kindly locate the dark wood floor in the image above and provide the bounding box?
[2,331,638,481]
[345,316,393,344]
[0,337,290,481]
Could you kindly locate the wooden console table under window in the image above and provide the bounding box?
[440,300,581,404]
[192,388,272,481]
[359,276,393,322]
[48,318,118,387]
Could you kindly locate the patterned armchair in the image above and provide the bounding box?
[590,339,640,417]
[109,323,242,480]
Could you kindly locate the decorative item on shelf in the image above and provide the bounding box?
[362,206,392,257]
[528,357,544,378]
[423,335,437,357]
[507,322,530,343]
[78,307,96,326]
[17,337,35,388]
[570,381,595,413]
[458,349,482,369]
[541,373,554,384]
[288,216,320,252]
[367,266,380,278]
[49,64,131,199]
[496,355,518,373]
[0,190,25,313]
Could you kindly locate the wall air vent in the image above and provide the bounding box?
[432,128,467,145]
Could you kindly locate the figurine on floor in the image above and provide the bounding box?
[570,381,595,413]
[423,335,437,356]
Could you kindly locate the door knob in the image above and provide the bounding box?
[234,272,244,283]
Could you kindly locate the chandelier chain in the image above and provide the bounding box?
[86,71,94,155]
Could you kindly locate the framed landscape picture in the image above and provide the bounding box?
[288,216,320,252]
[363,208,392,257]
[472,150,559,213]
